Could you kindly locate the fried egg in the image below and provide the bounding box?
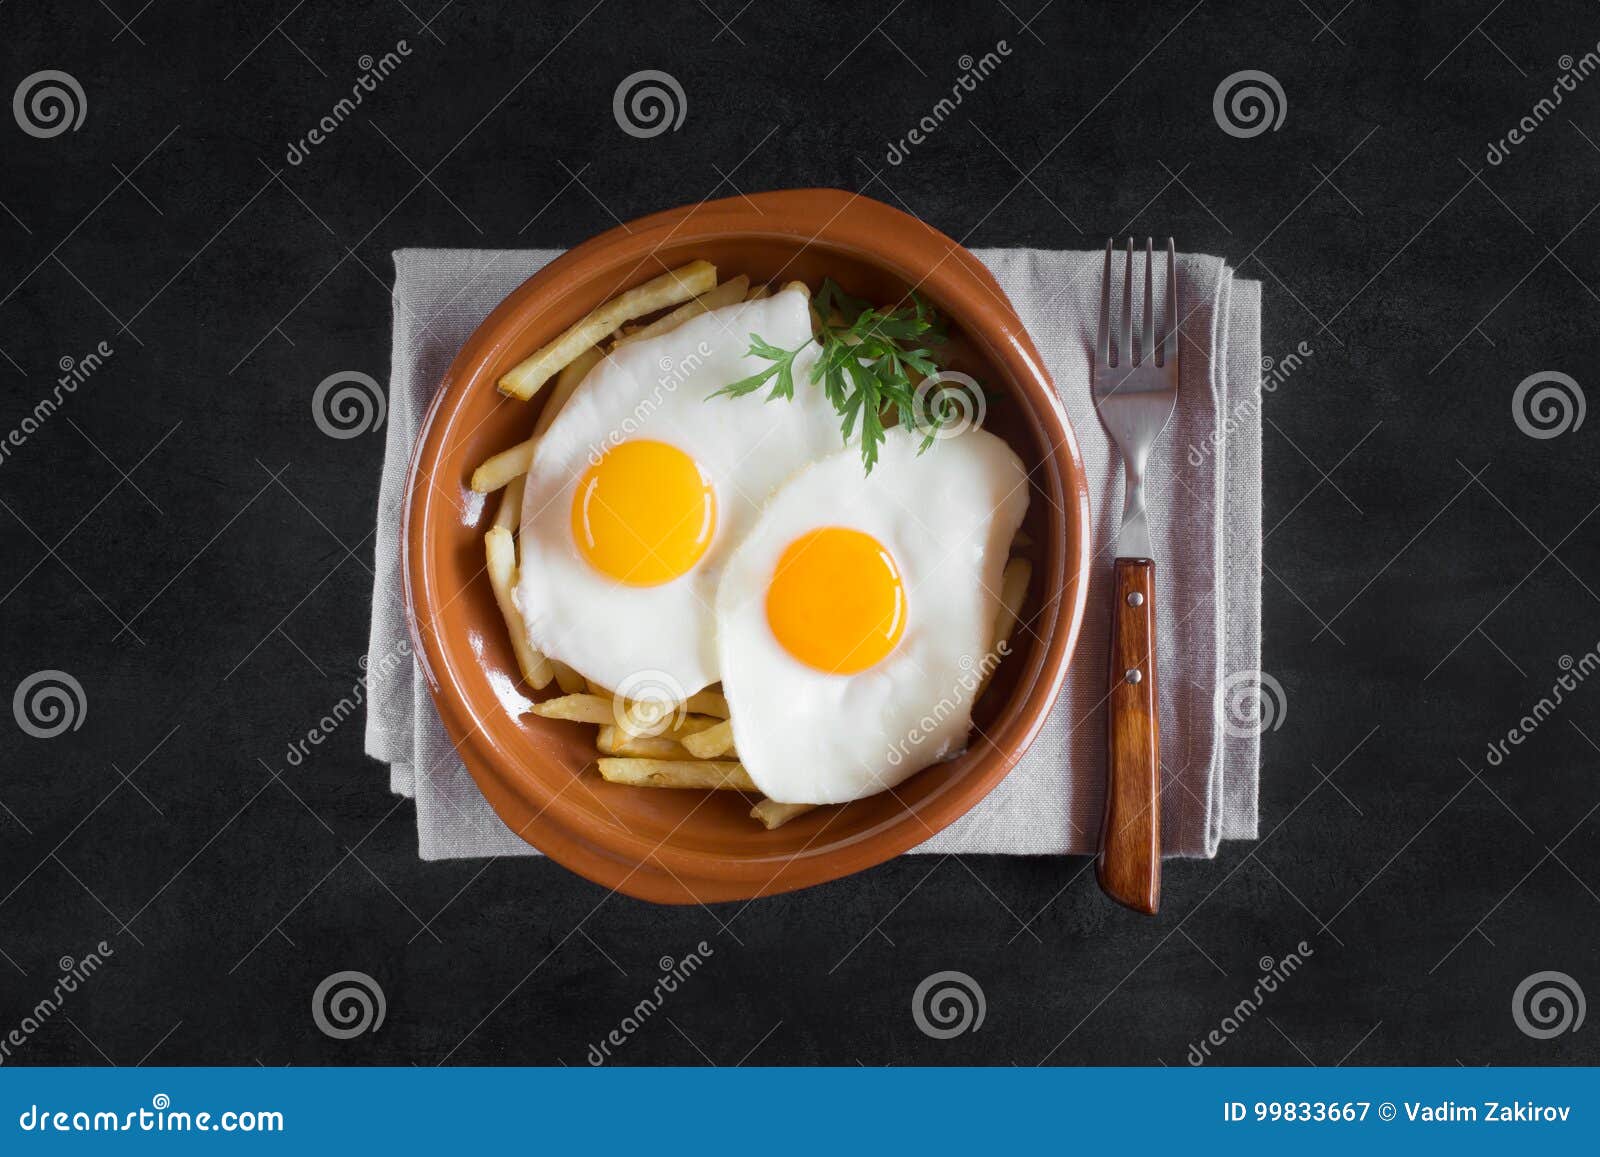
[715,426,1029,804]
[514,288,841,694]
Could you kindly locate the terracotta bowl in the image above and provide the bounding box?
[403,189,1090,904]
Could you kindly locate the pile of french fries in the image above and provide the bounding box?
[473,261,1032,831]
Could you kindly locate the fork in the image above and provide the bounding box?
[1092,237,1178,915]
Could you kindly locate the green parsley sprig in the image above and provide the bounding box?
[707,279,971,473]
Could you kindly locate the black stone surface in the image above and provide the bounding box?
[1,0,1597,1067]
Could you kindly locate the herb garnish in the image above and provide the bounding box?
[708,279,971,473]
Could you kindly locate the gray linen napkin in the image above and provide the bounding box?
[365,249,1262,859]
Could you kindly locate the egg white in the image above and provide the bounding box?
[513,289,843,695]
[715,426,1030,804]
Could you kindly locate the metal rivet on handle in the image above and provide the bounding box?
[1124,668,1142,684]
[1127,591,1144,607]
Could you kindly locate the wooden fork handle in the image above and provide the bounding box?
[1096,557,1162,915]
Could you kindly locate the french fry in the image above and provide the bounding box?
[750,798,816,830]
[472,438,536,494]
[527,694,716,739]
[596,758,756,791]
[612,276,749,348]
[526,693,618,726]
[493,474,525,532]
[780,280,811,298]
[499,261,717,399]
[606,712,719,743]
[658,714,720,742]
[476,345,602,495]
[583,681,730,719]
[745,284,771,301]
[551,660,586,695]
[681,718,735,759]
[596,725,694,760]
[533,345,602,438]
[484,527,554,689]
[1011,528,1034,550]
[684,689,729,718]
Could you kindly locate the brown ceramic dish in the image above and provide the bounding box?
[403,189,1090,904]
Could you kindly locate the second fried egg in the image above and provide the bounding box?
[514,288,840,694]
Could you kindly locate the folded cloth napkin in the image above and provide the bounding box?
[365,248,1262,859]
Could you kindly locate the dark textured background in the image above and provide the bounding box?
[1,0,1597,1067]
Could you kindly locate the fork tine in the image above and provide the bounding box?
[1142,237,1154,368]
[1120,237,1133,368]
[1097,238,1111,368]
[1162,237,1177,368]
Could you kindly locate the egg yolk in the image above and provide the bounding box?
[571,440,717,586]
[766,527,907,675]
